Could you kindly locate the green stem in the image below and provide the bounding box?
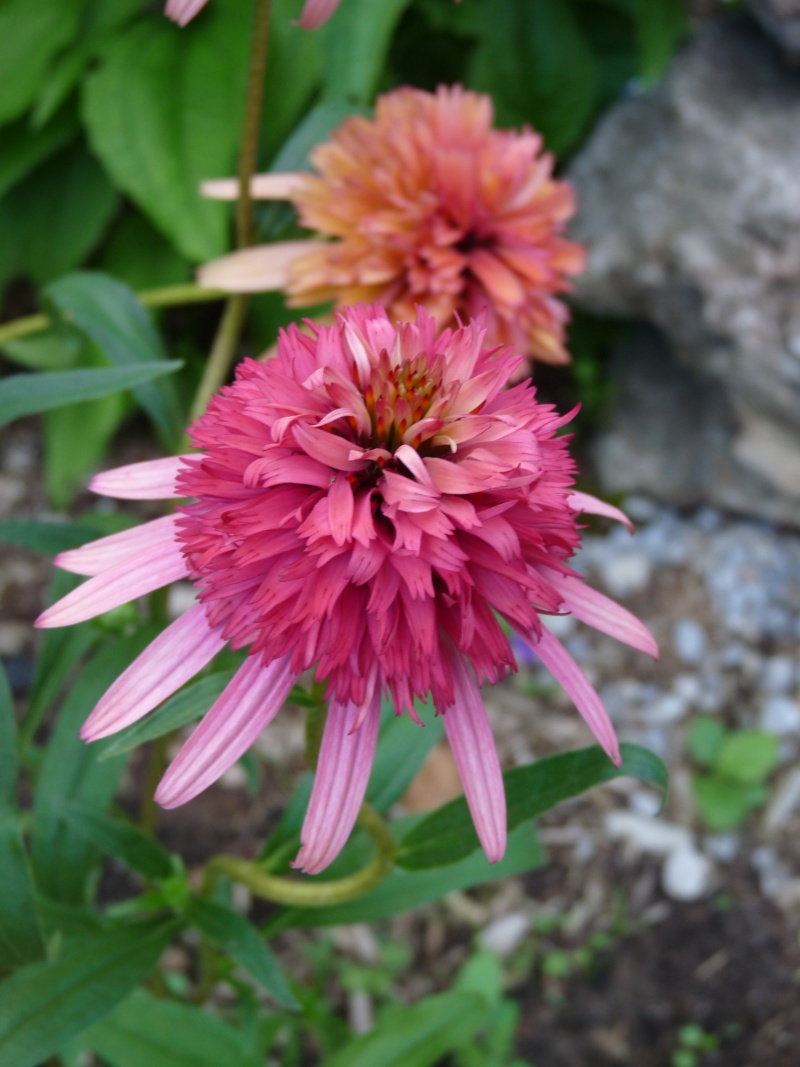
[186,293,249,429]
[205,804,394,907]
[185,0,273,427]
[0,284,225,348]
[237,0,272,250]
[139,733,169,834]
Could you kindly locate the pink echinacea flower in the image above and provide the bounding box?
[165,0,341,28]
[36,306,655,873]
[201,86,585,366]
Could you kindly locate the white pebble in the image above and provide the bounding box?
[673,619,707,665]
[605,811,692,856]
[763,656,796,694]
[478,912,530,958]
[661,847,715,901]
[598,550,653,598]
[759,695,800,736]
[703,833,740,863]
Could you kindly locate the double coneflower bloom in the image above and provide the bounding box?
[37,306,656,873]
[201,86,584,366]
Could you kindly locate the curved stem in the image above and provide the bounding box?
[205,804,394,907]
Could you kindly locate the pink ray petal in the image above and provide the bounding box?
[35,542,188,629]
[296,0,342,30]
[543,569,658,658]
[90,457,193,500]
[293,692,381,874]
[526,627,621,765]
[197,241,327,293]
[201,173,306,201]
[81,605,226,740]
[441,648,506,863]
[155,653,296,808]
[568,491,634,534]
[165,0,209,26]
[56,515,178,577]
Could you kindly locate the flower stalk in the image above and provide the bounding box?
[0,284,225,348]
[187,0,273,427]
[204,803,395,907]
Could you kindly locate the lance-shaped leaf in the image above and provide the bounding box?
[396,743,668,870]
[186,897,298,1010]
[0,919,176,1067]
[0,361,181,426]
[45,272,184,443]
[0,666,47,971]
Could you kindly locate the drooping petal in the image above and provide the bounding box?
[568,491,634,534]
[35,542,188,628]
[296,0,342,29]
[293,692,381,874]
[155,653,296,807]
[441,648,506,863]
[526,627,621,766]
[543,569,659,658]
[90,457,192,500]
[165,0,209,26]
[81,605,226,740]
[201,173,307,201]
[56,515,179,577]
[197,241,327,293]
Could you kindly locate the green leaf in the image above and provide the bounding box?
[83,6,252,262]
[632,0,687,85]
[22,573,98,749]
[692,774,764,832]
[367,700,444,811]
[31,0,148,128]
[396,743,668,870]
[320,0,413,105]
[45,272,184,442]
[0,106,79,199]
[31,630,158,904]
[44,388,127,508]
[469,0,598,155]
[0,665,18,810]
[0,328,82,371]
[0,517,135,557]
[325,990,490,1067]
[0,920,176,1067]
[270,820,543,929]
[687,715,727,769]
[98,212,191,292]
[0,666,47,971]
[716,729,779,786]
[63,803,174,882]
[259,0,325,161]
[0,0,82,124]
[0,360,182,426]
[78,989,255,1067]
[0,140,119,286]
[99,670,235,760]
[186,897,298,1010]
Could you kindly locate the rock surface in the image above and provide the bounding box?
[568,17,800,526]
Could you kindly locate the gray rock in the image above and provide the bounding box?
[759,694,800,735]
[746,0,800,57]
[569,18,800,526]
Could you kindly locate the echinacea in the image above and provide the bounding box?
[201,86,585,366]
[165,0,341,29]
[37,306,655,873]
